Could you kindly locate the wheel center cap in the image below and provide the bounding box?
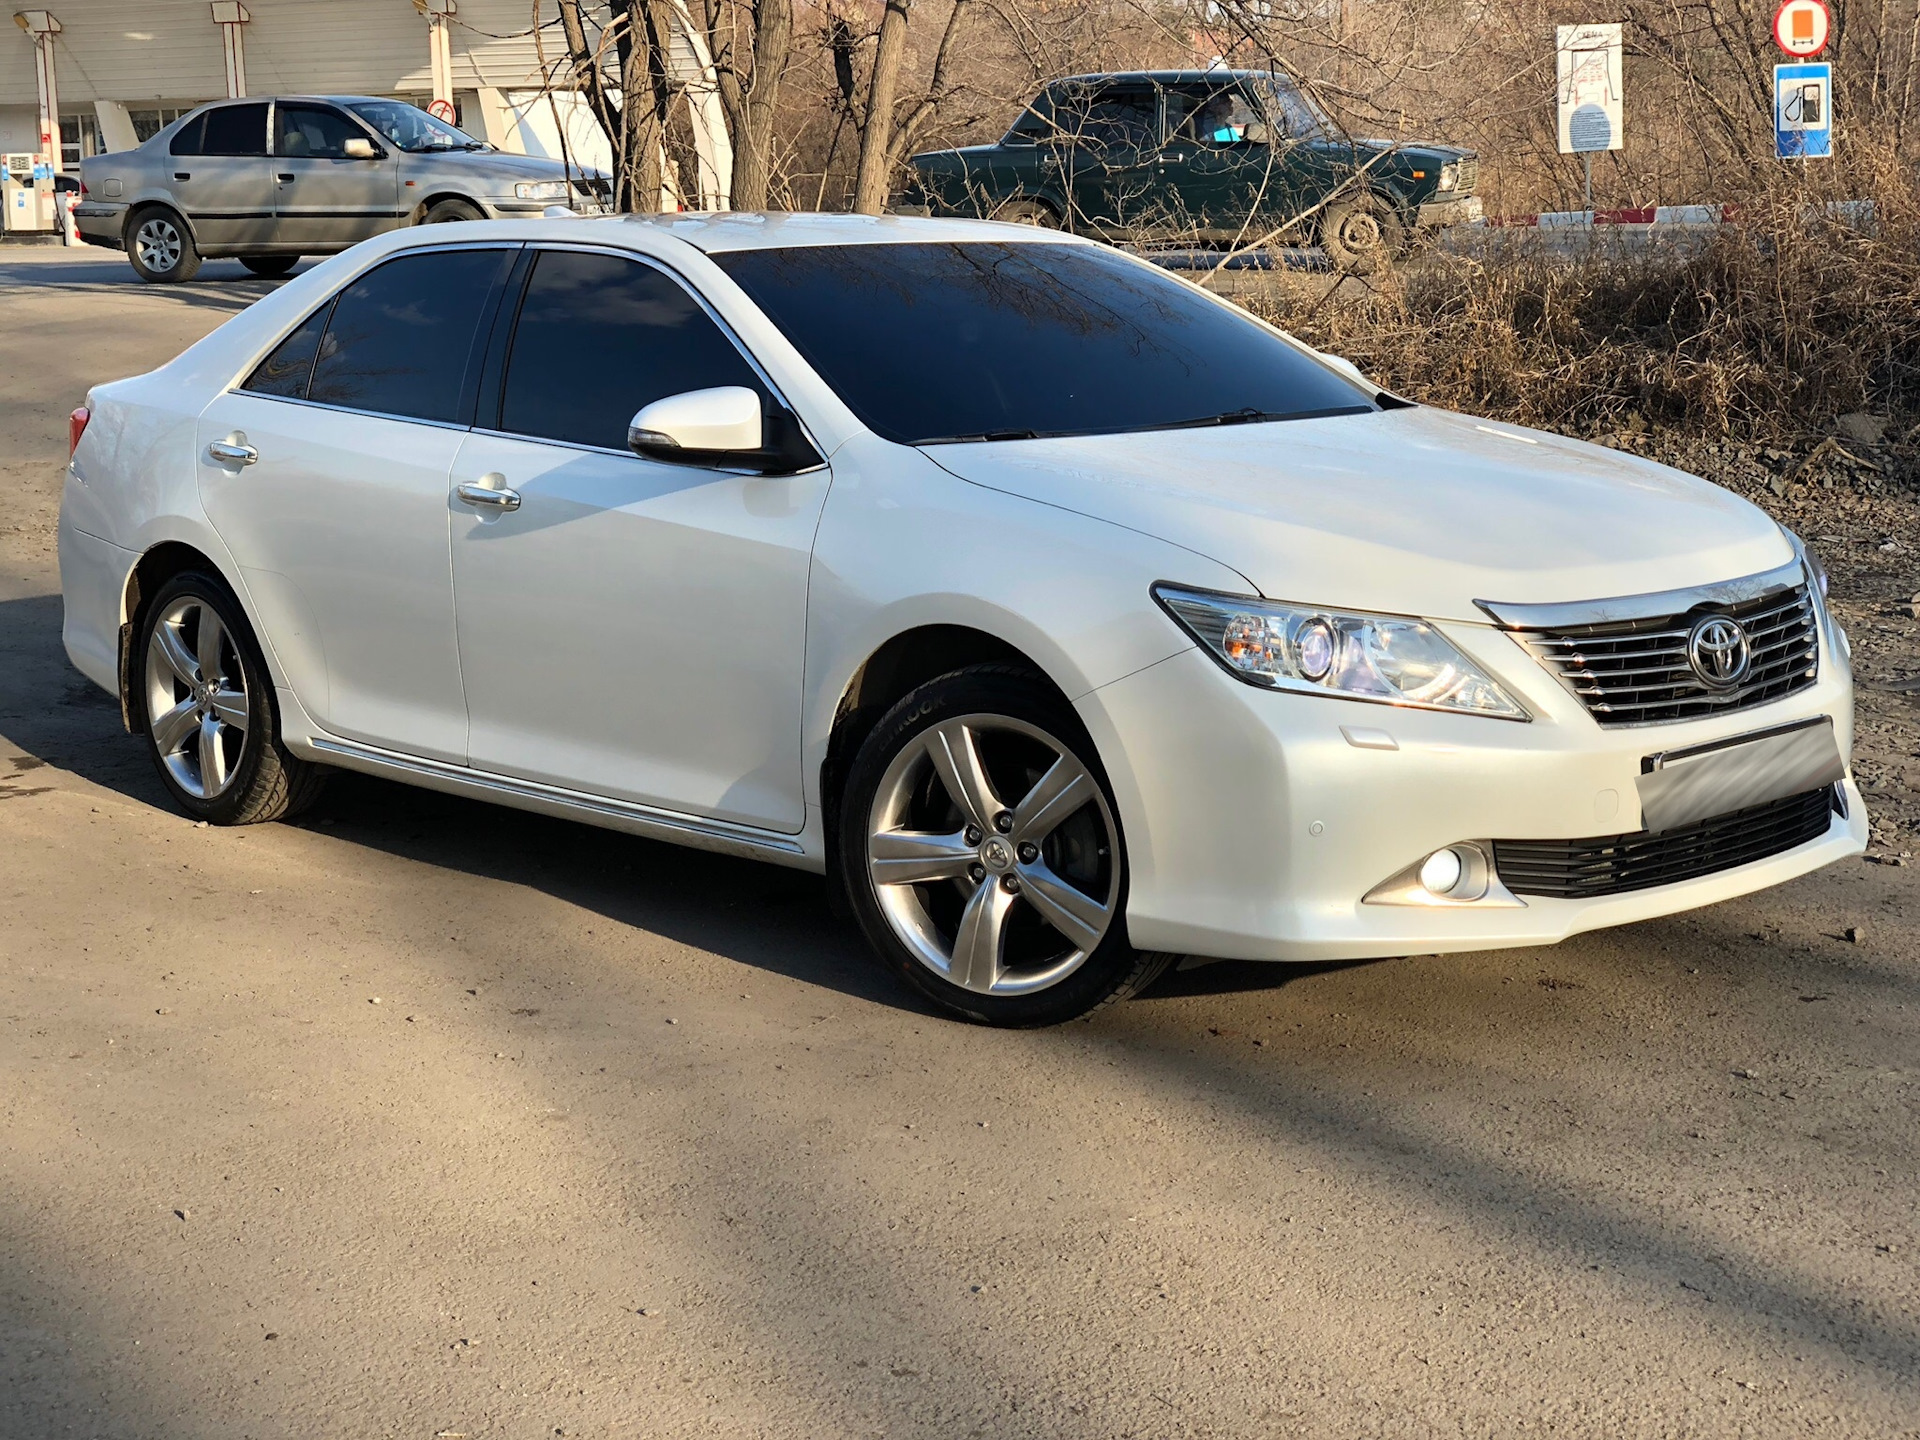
[979,836,1014,873]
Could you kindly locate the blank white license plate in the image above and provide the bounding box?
[1635,718,1844,832]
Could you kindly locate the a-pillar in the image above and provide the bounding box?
[210,2,250,98]
[423,0,456,117]
[11,9,62,171]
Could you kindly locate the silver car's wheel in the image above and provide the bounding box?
[135,217,184,273]
[866,713,1120,997]
[144,596,250,800]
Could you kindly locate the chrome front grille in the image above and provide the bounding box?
[1455,156,1479,194]
[1480,562,1821,727]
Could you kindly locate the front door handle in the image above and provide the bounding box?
[455,477,521,512]
[277,172,295,182]
[174,172,191,181]
[206,437,257,466]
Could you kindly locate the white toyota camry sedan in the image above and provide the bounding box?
[58,213,1866,1025]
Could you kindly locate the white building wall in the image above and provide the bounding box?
[1,1,552,108]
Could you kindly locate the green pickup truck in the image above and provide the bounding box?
[896,70,1482,268]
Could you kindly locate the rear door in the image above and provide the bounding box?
[272,102,403,248]
[197,244,518,761]
[1051,83,1163,237]
[167,102,275,250]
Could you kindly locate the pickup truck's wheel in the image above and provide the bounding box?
[136,571,326,825]
[422,198,484,224]
[126,207,201,283]
[1320,193,1404,273]
[840,666,1174,1026]
[240,255,300,277]
[992,198,1062,228]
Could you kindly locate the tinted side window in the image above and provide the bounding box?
[276,104,364,160]
[242,305,332,398]
[309,249,513,422]
[168,113,208,157]
[199,103,270,157]
[1053,86,1157,150]
[499,249,765,450]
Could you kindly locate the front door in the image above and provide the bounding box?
[168,101,275,250]
[449,246,829,832]
[272,102,403,248]
[197,244,517,761]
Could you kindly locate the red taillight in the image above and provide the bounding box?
[69,406,90,457]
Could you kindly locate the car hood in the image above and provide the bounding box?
[918,407,1793,622]
[411,149,606,183]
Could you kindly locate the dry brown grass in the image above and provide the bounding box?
[1244,157,1920,447]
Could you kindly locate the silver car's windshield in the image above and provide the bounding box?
[346,100,489,153]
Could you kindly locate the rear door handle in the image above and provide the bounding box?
[174,172,190,181]
[455,477,521,512]
[206,438,257,466]
[277,172,295,182]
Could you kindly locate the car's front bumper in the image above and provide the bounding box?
[1079,613,1863,962]
[1414,193,1484,229]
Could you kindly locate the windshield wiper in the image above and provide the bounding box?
[916,428,1042,445]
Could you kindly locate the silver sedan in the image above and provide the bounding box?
[74,95,609,282]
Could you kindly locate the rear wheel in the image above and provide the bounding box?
[991,197,1062,228]
[135,570,326,825]
[240,255,300,277]
[840,667,1173,1026]
[126,208,201,283]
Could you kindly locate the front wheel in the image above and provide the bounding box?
[421,198,484,224]
[991,197,1062,228]
[135,570,326,825]
[839,667,1173,1026]
[126,208,201,283]
[1319,193,1404,273]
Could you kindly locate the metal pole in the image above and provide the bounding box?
[1584,152,1592,213]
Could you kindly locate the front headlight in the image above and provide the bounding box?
[514,180,571,201]
[1435,161,1459,192]
[1154,584,1530,720]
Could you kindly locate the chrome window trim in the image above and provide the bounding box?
[1474,559,1807,632]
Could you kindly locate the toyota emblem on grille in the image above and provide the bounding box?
[1686,615,1752,689]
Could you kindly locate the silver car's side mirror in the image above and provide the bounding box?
[628,386,763,458]
[342,138,378,160]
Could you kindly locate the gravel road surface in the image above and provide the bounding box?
[2,247,1916,1439]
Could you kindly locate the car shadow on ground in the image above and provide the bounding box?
[0,256,304,313]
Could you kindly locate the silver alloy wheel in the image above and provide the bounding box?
[866,714,1120,997]
[135,217,183,273]
[145,597,249,800]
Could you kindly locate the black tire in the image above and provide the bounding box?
[133,570,327,826]
[838,665,1174,1026]
[421,198,485,225]
[991,197,1063,228]
[240,255,300,277]
[125,206,201,283]
[1319,192,1404,273]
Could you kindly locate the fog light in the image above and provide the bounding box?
[1418,847,1465,896]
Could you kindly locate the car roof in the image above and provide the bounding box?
[192,95,400,107]
[1046,70,1283,88]
[601,211,1094,255]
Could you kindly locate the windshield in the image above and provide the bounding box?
[712,242,1376,445]
[346,100,487,153]
[1249,74,1336,138]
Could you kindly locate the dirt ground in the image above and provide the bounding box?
[2,247,1916,1439]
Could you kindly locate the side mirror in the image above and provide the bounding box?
[342,137,379,160]
[628,386,822,473]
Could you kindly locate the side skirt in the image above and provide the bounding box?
[298,734,825,874]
